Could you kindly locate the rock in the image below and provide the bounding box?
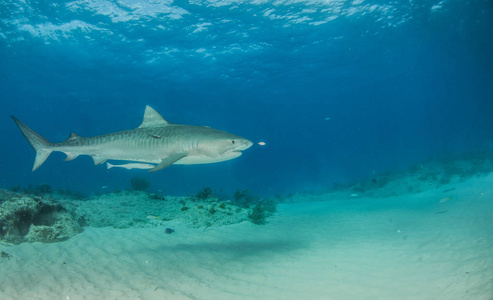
[0,189,82,244]
[1,251,11,259]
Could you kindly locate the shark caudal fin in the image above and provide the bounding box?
[11,116,53,171]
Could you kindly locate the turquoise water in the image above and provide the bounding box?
[1,1,493,298]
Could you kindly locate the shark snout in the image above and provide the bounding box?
[238,139,253,151]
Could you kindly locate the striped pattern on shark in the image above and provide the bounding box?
[12,106,253,172]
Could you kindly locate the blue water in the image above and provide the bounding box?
[1,0,492,196]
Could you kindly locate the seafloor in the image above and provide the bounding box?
[1,156,492,299]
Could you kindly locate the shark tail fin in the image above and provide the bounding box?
[11,116,53,171]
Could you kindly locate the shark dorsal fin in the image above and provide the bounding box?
[138,106,170,128]
[66,132,82,142]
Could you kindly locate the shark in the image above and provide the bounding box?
[12,105,253,172]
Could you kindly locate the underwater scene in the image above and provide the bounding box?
[1,0,492,299]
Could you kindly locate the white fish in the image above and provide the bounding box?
[107,162,155,170]
[12,106,253,172]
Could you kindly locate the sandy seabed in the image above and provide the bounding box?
[1,175,492,300]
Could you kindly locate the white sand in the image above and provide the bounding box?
[1,175,492,300]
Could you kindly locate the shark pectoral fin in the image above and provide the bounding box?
[148,153,187,172]
[92,156,107,165]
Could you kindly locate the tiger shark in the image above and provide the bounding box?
[12,105,253,172]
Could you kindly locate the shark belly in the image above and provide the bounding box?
[175,151,242,165]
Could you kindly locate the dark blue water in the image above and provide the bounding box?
[1,0,492,196]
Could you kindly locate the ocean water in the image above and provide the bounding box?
[1,1,493,299]
[2,0,492,196]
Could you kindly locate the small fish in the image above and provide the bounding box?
[101,186,109,189]
[146,215,159,220]
[165,228,175,234]
[258,142,266,146]
[439,197,452,203]
[107,162,155,170]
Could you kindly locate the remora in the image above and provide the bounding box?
[12,105,253,172]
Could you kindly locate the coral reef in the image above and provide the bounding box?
[345,152,493,197]
[0,186,278,245]
[248,199,278,225]
[61,191,254,230]
[11,184,53,196]
[195,187,214,200]
[281,151,493,203]
[233,189,259,208]
[0,189,82,244]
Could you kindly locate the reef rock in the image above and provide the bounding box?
[0,189,82,244]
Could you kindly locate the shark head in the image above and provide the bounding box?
[194,128,253,162]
